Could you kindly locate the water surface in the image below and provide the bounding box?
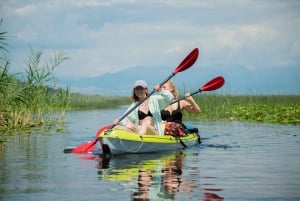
[0,109,299,201]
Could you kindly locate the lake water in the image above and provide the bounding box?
[0,109,300,201]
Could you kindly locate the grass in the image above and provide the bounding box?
[69,93,130,110]
[68,93,300,125]
[0,50,70,133]
[0,21,70,135]
[184,94,300,125]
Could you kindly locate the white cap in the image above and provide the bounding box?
[134,80,148,88]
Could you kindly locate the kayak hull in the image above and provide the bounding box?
[98,129,200,155]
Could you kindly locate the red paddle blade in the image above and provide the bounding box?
[200,76,225,91]
[95,125,111,138]
[72,125,111,154]
[173,48,199,74]
[72,139,97,154]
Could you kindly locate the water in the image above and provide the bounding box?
[0,109,300,201]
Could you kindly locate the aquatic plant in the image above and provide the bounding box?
[69,93,130,110]
[0,20,69,133]
[185,94,300,125]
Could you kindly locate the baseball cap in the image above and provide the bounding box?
[134,80,148,88]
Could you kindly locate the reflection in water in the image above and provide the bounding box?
[203,192,224,201]
[1,110,300,201]
[0,134,49,195]
[158,152,183,200]
[97,151,224,200]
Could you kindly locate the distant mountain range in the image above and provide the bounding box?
[58,64,300,96]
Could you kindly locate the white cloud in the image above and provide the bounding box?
[1,0,300,78]
[14,5,37,16]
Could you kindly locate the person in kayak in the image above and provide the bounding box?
[113,80,174,135]
[161,80,201,136]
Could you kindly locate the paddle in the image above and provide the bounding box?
[69,125,111,154]
[113,47,199,127]
[170,76,225,104]
[67,48,199,154]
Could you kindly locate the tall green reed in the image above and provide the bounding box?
[0,20,69,133]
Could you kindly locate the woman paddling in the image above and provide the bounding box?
[161,80,201,136]
[113,80,173,135]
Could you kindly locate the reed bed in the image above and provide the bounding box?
[69,93,130,109]
[0,22,70,134]
[185,94,300,125]
[0,50,69,133]
[69,93,300,125]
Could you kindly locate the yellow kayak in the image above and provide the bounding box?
[97,128,200,155]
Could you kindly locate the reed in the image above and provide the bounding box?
[68,93,300,125]
[0,51,69,133]
[184,94,300,125]
[0,23,69,133]
[69,93,130,109]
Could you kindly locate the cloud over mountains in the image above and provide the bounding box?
[58,64,299,96]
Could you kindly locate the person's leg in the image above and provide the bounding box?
[114,121,138,133]
[126,121,139,133]
[139,117,158,135]
[138,117,158,135]
[139,123,158,135]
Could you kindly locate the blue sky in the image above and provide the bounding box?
[1,0,300,94]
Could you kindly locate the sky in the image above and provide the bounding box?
[1,0,300,94]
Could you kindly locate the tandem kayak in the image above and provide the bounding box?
[97,128,201,155]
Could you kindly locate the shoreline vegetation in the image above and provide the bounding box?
[67,94,300,125]
[0,20,299,145]
[185,94,300,125]
[1,19,70,138]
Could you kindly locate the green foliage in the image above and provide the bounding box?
[228,104,300,124]
[69,93,130,110]
[0,21,70,133]
[69,93,300,125]
[0,18,8,53]
[184,94,300,125]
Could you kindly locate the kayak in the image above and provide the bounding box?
[97,127,201,155]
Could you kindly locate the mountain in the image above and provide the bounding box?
[58,64,300,96]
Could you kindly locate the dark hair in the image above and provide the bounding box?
[131,87,148,102]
